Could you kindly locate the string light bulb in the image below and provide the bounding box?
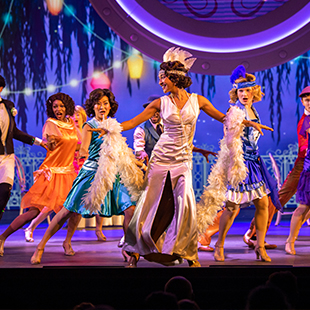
[127,54,144,79]
[46,0,63,16]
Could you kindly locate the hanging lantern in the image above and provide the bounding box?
[90,72,111,90]
[127,54,143,79]
[46,0,63,16]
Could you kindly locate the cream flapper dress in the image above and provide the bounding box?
[124,93,200,264]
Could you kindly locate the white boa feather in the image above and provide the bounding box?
[83,118,144,214]
[196,106,248,233]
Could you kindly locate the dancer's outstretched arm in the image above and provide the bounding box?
[121,98,161,131]
[89,99,161,137]
[198,95,273,135]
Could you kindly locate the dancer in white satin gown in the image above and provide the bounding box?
[118,47,271,267]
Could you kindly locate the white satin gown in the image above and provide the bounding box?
[123,93,200,263]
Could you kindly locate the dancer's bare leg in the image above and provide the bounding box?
[30,207,72,264]
[253,195,271,261]
[95,214,106,241]
[63,213,82,255]
[123,205,135,234]
[214,203,239,261]
[24,210,53,242]
[303,209,310,223]
[286,204,310,255]
[0,207,40,255]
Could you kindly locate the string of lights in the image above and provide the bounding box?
[1,0,155,96]
[0,0,14,41]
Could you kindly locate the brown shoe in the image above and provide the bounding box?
[264,242,277,250]
[198,245,214,252]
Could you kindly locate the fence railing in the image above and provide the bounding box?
[7,143,299,210]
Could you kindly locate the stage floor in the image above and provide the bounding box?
[0,221,309,268]
[0,221,309,310]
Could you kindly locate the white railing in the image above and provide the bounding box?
[8,143,299,210]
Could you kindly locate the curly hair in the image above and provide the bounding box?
[46,93,75,118]
[229,73,264,104]
[75,105,87,124]
[84,88,118,118]
[160,61,192,89]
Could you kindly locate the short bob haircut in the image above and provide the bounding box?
[84,88,118,118]
[75,105,87,124]
[229,73,264,104]
[46,93,75,118]
[160,61,192,89]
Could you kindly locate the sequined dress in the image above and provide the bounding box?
[63,117,134,217]
[124,94,200,263]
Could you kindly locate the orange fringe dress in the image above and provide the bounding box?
[21,118,78,213]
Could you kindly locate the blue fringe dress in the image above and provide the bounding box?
[63,117,134,217]
[226,102,281,210]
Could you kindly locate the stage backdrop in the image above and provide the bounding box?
[0,1,309,210]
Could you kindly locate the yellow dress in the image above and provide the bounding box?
[21,118,78,213]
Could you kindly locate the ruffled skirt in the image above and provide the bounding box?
[63,167,133,217]
[227,154,281,210]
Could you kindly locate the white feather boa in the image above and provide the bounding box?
[196,106,248,233]
[83,118,144,214]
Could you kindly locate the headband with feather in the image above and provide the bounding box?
[230,65,256,89]
[162,47,196,71]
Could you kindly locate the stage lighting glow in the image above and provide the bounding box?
[115,0,310,53]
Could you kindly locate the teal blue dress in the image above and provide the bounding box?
[63,117,134,217]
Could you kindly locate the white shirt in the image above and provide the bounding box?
[133,120,163,153]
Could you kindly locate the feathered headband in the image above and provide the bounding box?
[159,47,197,76]
[230,65,256,89]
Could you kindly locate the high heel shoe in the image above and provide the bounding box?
[122,249,131,262]
[126,253,139,268]
[30,248,44,264]
[187,260,201,267]
[254,246,271,262]
[95,230,107,242]
[63,242,75,256]
[118,235,125,248]
[285,242,296,255]
[243,229,255,248]
[0,237,5,257]
[214,244,225,262]
[198,245,214,252]
[24,228,34,242]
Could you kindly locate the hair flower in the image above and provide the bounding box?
[11,107,18,117]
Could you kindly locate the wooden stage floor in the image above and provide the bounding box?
[0,221,309,309]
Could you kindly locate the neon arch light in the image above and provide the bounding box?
[115,0,310,53]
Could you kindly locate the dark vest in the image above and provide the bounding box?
[138,120,160,158]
